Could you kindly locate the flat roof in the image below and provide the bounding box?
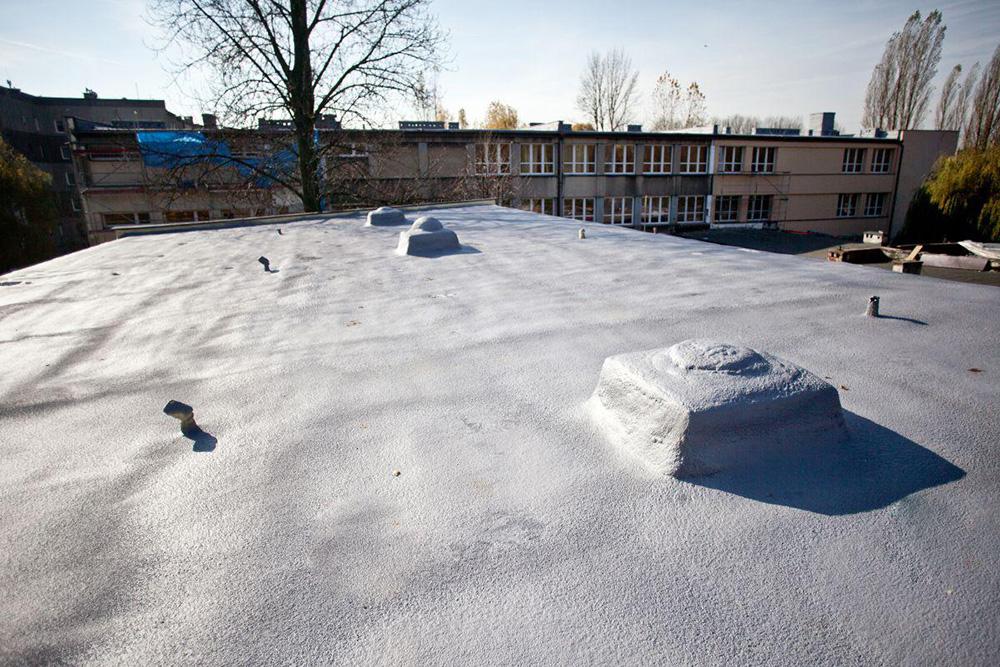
[1,204,997,663]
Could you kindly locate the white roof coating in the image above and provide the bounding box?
[1,203,998,664]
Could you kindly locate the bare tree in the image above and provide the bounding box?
[710,115,800,133]
[862,10,946,130]
[150,0,445,212]
[650,71,682,130]
[577,49,639,131]
[711,114,756,134]
[936,64,962,129]
[684,82,707,127]
[456,108,468,129]
[966,44,1000,149]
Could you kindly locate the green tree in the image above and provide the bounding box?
[1,138,58,273]
[901,145,1000,241]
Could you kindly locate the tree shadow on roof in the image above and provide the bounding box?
[688,411,964,515]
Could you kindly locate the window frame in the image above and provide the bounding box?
[520,143,555,175]
[836,193,860,217]
[871,148,893,173]
[676,195,706,223]
[842,148,866,173]
[606,143,635,174]
[747,194,772,222]
[563,197,595,222]
[719,146,744,173]
[642,144,671,174]
[523,198,555,215]
[678,145,708,173]
[641,195,670,224]
[474,142,512,175]
[605,197,634,224]
[566,144,596,174]
[714,195,740,223]
[864,192,887,217]
[750,146,775,173]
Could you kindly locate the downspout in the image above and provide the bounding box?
[556,125,565,217]
[886,136,904,241]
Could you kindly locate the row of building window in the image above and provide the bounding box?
[101,208,285,226]
[523,192,889,224]
[836,192,888,217]
[535,196,710,224]
[477,144,894,176]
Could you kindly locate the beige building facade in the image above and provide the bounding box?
[66,121,956,245]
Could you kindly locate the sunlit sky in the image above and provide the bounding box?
[2,0,998,132]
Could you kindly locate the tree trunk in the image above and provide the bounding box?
[290,0,321,212]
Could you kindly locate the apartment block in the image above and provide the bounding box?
[0,86,193,249]
[64,115,956,245]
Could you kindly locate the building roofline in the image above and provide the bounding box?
[68,125,904,144]
[112,199,497,238]
[1,87,169,108]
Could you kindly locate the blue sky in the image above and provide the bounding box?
[1,0,998,131]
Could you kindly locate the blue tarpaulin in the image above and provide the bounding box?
[136,131,299,188]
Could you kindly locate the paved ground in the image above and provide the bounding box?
[680,228,1000,287]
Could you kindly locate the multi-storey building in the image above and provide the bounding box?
[0,85,194,249]
[65,114,956,245]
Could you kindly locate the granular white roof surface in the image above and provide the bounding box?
[1,204,998,664]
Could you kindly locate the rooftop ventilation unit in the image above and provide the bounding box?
[627,124,643,132]
[587,340,846,477]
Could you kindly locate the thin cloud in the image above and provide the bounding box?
[0,38,124,66]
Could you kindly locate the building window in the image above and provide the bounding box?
[842,148,866,173]
[837,193,860,217]
[607,144,635,174]
[871,148,893,173]
[475,143,511,174]
[715,195,740,223]
[678,145,707,173]
[522,198,555,215]
[164,210,197,223]
[605,197,634,224]
[88,145,133,161]
[564,198,594,221]
[643,145,671,174]
[747,195,772,221]
[54,119,66,133]
[676,195,705,223]
[70,197,81,212]
[641,196,670,223]
[102,212,151,226]
[567,144,596,174]
[751,147,775,173]
[719,146,743,173]
[864,192,887,217]
[60,145,71,160]
[336,143,369,158]
[64,172,75,186]
[520,143,555,175]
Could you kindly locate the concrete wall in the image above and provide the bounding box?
[889,129,959,240]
